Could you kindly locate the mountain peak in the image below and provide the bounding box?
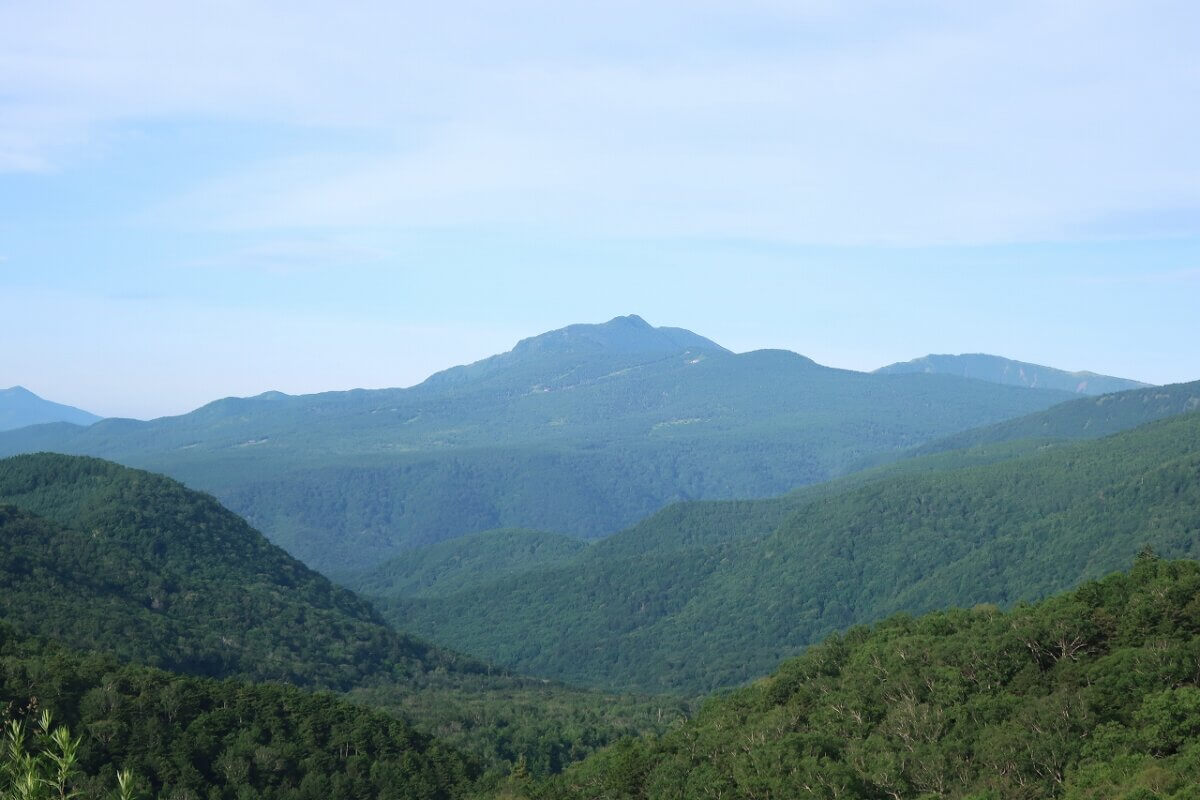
[510,314,729,359]
[0,386,102,432]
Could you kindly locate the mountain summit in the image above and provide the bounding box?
[875,353,1149,395]
[0,318,1076,572]
[422,314,728,389]
[510,314,728,358]
[0,385,102,431]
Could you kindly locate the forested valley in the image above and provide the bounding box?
[1,325,1197,799]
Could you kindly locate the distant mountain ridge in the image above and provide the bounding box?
[875,353,1149,395]
[0,316,1076,573]
[0,385,101,431]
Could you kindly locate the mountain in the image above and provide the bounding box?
[423,313,728,388]
[875,353,1150,395]
[0,316,1075,574]
[369,406,1200,693]
[0,453,688,778]
[533,558,1200,800]
[0,452,473,689]
[0,385,101,431]
[919,378,1200,455]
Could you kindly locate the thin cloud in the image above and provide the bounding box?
[3,1,1199,245]
[185,238,394,275]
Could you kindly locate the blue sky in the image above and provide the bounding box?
[2,1,1198,418]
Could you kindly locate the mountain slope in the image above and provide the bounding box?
[373,407,1200,693]
[0,317,1075,573]
[875,353,1150,395]
[0,452,475,689]
[535,558,1200,800]
[350,528,588,599]
[0,453,690,778]
[0,386,101,431]
[919,378,1200,455]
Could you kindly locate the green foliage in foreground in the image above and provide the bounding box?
[529,558,1200,800]
[1,710,134,800]
[0,624,473,800]
[377,410,1200,693]
[353,682,690,786]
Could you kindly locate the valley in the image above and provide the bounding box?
[2,320,1197,799]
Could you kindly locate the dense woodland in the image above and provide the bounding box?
[0,454,688,785]
[0,623,475,799]
[367,408,1200,693]
[528,557,1200,800]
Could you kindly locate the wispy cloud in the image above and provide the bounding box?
[185,237,393,275]
[3,1,1199,245]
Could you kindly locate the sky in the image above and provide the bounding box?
[2,1,1199,419]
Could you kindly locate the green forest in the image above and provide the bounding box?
[0,352,1198,799]
[526,556,1200,800]
[361,408,1200,693]
[0,454,688,788]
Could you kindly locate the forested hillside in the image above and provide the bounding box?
[351,528,588,599]
[0,623,475,800]
[918,378,1200,455]
[0,453,472,689]
[875,353,1149,394]
[529,557,1200,800]
[0,316,1073,574]
[372,409,1200,693]
[0,453,689,780]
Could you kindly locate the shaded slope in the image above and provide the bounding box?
[875,353,1149,395]
[0,318,1074,573]
[0,386,101,431]
[348,528,588,599]
[0,452,475,689]
[536,558,1200,800]
[377,409,1200,693]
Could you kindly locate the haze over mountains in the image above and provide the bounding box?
[876,353,1151,395]
[0,316,1086,574]
[0,385,101,431]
